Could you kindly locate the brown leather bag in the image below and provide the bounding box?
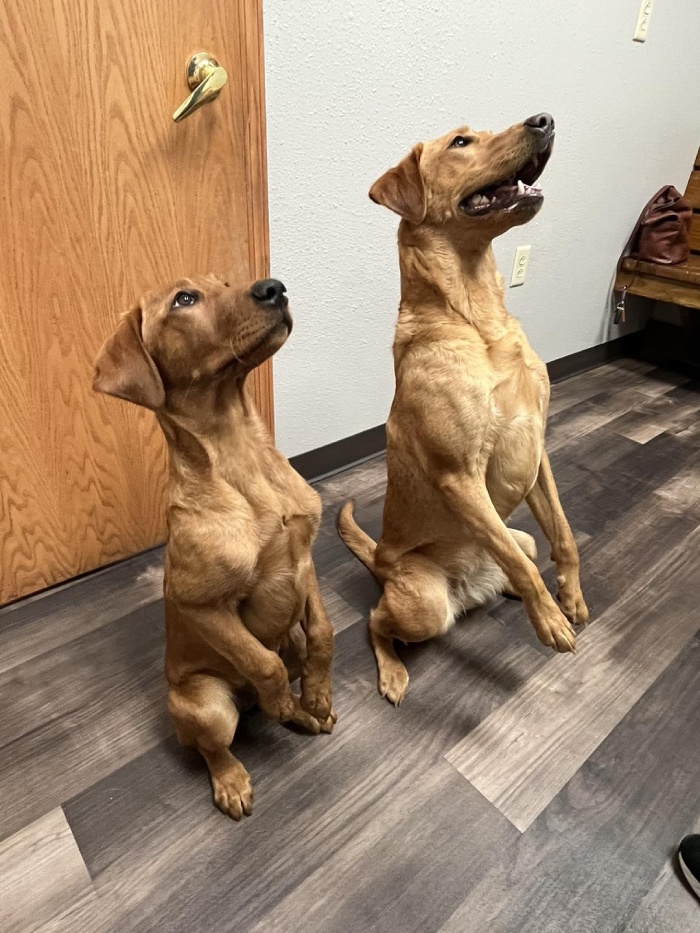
[614,185,692,322]
[633,185,692,264]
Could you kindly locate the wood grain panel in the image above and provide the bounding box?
[621,255,700,283]
[684,169,700,207]
[689,213,700,253]
[0,0,271,604]
[619,271,700,309]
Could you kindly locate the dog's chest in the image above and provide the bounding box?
[256,508,317,574]
[250,480,321,587]
[241,507,318,642]
[485,359,549,510]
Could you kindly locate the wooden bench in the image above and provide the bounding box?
[615,146,700,310]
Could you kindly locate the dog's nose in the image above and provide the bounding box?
[524,113,555,135]
[251,278,287,308]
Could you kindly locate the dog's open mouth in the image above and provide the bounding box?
[459,144,552,217]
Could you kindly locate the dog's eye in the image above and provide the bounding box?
[450,136,472,148]
[171,291,199,309]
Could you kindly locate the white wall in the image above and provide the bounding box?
[264,0,700,457]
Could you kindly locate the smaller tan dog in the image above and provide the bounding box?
[93,275,335,820]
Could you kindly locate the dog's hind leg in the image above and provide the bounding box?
[279,622,307,683]
[168,674,253,820]
[509,528,538,561]
[299,570,336,729]
[369,555,452,706]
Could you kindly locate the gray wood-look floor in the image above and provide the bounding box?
[2,358,700,933]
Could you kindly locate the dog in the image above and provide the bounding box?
[338,114,588,706]
[93,275,335,819]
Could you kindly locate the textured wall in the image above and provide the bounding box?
[264,0,700,457]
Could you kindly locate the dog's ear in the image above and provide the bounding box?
[369,144,426,225]
[93,306,165,411]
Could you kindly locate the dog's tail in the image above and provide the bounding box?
[337,500,377,573]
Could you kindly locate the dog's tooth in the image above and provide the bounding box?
[517,179,526,195]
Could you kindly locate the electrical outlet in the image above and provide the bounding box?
[633,0,653,42]
[510,245,531,287]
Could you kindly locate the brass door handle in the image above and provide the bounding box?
[173,52,228,123]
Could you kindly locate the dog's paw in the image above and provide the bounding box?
[558,587,589,626]
[318,709,338,734]
[212,765,254,821]
[300,680,333,722]
[532,603,577,654]
[288,696,324,734]
[260,691,296,723]
[378,662,410,707]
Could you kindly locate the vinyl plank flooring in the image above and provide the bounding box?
[445,524,700,832]
[545,431,697,538]
[64,611,545,933]
[313,524,357,577]
[606,386,700,444]
[546,387,654,451]
[547,370,697,450]
[491,491,697,648]
[545,359,670,417]
[321,557,383,620]
[318,579,365,634]
[314,456,388,510]
[653,458,700,520]
[439,640,700,933]
[248,760,515,933]
[624,849,700,933]
[2,359,699,933]
[0,549,163,675]
[0,602,169,842]
[0,808,95,933]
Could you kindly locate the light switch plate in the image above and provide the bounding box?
[633,0,653,42]
[510,245,531,287]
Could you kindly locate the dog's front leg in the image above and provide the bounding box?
[438,473,577,653]
[526,450,589,626]
[188,605,324,733]
[299,570,336,732]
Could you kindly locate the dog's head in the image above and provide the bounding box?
[92,274,291,410]
[369,113,555,238]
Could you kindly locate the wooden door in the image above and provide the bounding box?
[0,0,272,604]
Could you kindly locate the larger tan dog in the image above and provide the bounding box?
[93,275,335,819]
[339,114,588,705]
